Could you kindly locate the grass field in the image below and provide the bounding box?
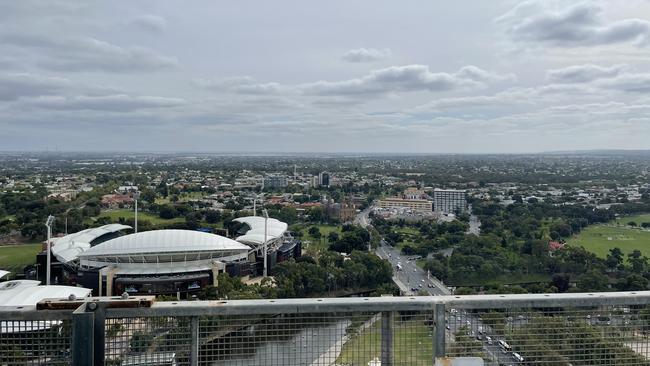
[0,244,41,276]
[614,214,650,227]
[96,209,185,225]
[293,224,342,254]
[155,191,208,205]
[336,319,433,365]
[569,224,650,258]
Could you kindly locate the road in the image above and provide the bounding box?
[468,214,481,235]
[353,205,373,228]
[356,206,519,364]
[376,242,450,296]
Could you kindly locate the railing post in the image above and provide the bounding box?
[92,303,106,366]
[72,303,94,366]
[381,311,393,366]
[190,316,199,366]
[434,303,446,358]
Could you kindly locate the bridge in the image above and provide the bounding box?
[2,291,650,365]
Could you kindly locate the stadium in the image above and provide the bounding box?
[33,216,300,297]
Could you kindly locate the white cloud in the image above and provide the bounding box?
[497,1,650,48]
[341,48,392,62]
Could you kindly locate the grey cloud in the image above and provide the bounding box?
[299,64,510,96]
[342,48,392,62]
[199,65,511,98]
[195,77,289,95]
[597,73,650,93]
[27,94,185,112]
[497,1,650,47]
[1,33,178,72]
[130,15,167,33]
[546,64,626,83]
[0,73,70,101]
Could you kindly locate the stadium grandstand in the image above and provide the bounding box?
[76,229,250,297]
[35,224,131,285]
[234,216,301,275]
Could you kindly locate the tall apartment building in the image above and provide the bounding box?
[318,172,330,187]
[377,198,432,213]
[433,188,467,213]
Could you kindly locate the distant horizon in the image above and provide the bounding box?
[2,148,650,157]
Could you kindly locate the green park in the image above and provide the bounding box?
[570,214,650,258]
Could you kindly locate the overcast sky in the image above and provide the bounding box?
[2,0,650,153]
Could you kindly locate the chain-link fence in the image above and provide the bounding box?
[2,292,650,365]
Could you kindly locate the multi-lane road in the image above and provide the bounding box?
[376,241,450,296]
[356,205,522,364]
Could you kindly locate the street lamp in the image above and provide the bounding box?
[263,209,269,277]
[133,191,140,233]
[44,215,55,285]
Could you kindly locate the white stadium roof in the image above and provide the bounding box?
[0,270,9,280]
[233,216,288,232]
[0,280,91,333]
[234,216,288,246]
[0,280,91,307]
[51,224,131,264]
[79,229,249,258]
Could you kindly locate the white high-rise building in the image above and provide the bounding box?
[433,188,467,213]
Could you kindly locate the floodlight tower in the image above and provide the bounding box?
[253,193,263,217]
[263,209,269,277]
[133,191,140,233]
[45,215,55,285]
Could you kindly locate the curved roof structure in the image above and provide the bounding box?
[234,216,288,232]
[0,280,91,307]
[234,216,288,247]
[78,230,250,274]
[0,280,91,333]
[51,224,131,264]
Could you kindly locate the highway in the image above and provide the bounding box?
[356,205,520,364]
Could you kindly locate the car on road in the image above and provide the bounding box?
[513,352,524,362]
[485,336,493,345]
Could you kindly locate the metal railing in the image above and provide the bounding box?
[2,291,650,365]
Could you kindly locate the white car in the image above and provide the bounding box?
[485,336,493,345]
[513,352,524,362]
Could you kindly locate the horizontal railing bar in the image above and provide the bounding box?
[106,291,650,318]
[2,291,649,319]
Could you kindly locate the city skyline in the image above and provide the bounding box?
[1,0,650,153]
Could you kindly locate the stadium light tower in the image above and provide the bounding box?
[253,193,264,217]
[45,215,55,285]
[263,209,269,277]
[133,191,140,233]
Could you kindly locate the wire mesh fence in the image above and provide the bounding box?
[103,310,434,366]
[0,318,73,366]
[446,304,650,366]
[2,293,650,365]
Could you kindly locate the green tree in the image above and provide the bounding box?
[576,270,609,292]
[308,226,321,239]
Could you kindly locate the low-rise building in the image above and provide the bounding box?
[377,198,432,213]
